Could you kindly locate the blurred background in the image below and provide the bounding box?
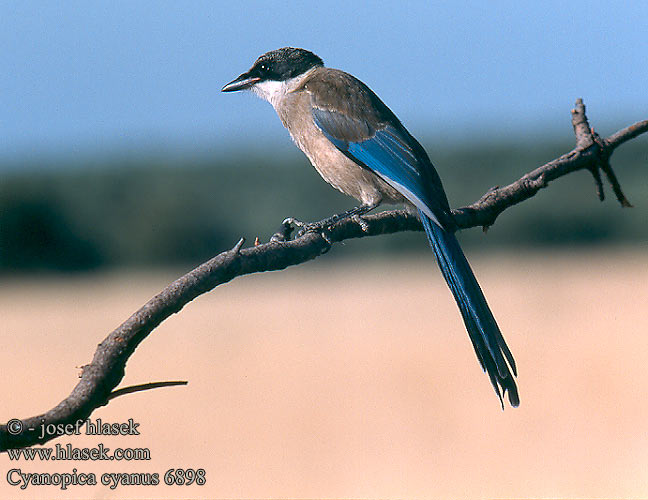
[1,1,647,271]
[1,1,647,499]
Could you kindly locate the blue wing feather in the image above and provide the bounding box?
[312,107,443,226]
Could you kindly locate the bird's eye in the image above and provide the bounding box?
[255,62,276,80]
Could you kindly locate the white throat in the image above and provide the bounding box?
[250,67,317,110]
[251,80,286,108]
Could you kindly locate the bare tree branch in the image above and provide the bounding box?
[1,99,646,451]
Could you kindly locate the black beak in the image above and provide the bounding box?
[221,72,261,92]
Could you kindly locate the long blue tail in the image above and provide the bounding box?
[419,211,519,407]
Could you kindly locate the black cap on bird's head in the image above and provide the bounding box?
[222,47,324,92]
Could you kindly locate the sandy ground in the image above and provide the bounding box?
[1,249,647,499]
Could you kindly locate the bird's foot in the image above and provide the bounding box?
[278,203,378,244]
[281,216,334,244]
[351,214,370,232]
[279,205,374,242]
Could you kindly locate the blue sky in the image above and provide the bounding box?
[1,1,647,163]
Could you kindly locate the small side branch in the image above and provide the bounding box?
[1,99,646,452]
[106,381,188,403]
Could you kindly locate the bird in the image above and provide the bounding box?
[222,47,519,407]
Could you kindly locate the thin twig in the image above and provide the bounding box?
[106,381,188,402]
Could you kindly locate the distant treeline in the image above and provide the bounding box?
[1,139,646,272]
